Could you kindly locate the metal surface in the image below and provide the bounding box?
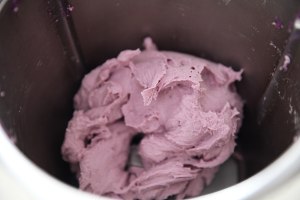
[1,0,300,199]
[0,0,84,183]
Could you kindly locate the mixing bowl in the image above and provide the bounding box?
[1,0,300,199]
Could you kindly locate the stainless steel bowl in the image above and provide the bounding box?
[1,0,300,199]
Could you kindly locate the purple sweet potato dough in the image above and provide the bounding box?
[61,38,243,200]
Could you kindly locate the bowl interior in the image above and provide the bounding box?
[0,0,300,194]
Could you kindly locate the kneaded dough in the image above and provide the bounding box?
[62,38,243,200]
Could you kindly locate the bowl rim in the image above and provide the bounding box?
[1,124,300,200]
[0,0,8,13]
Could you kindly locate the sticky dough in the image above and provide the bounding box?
[61,38,243,200]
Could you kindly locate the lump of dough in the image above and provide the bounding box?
[62,38,243,200]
